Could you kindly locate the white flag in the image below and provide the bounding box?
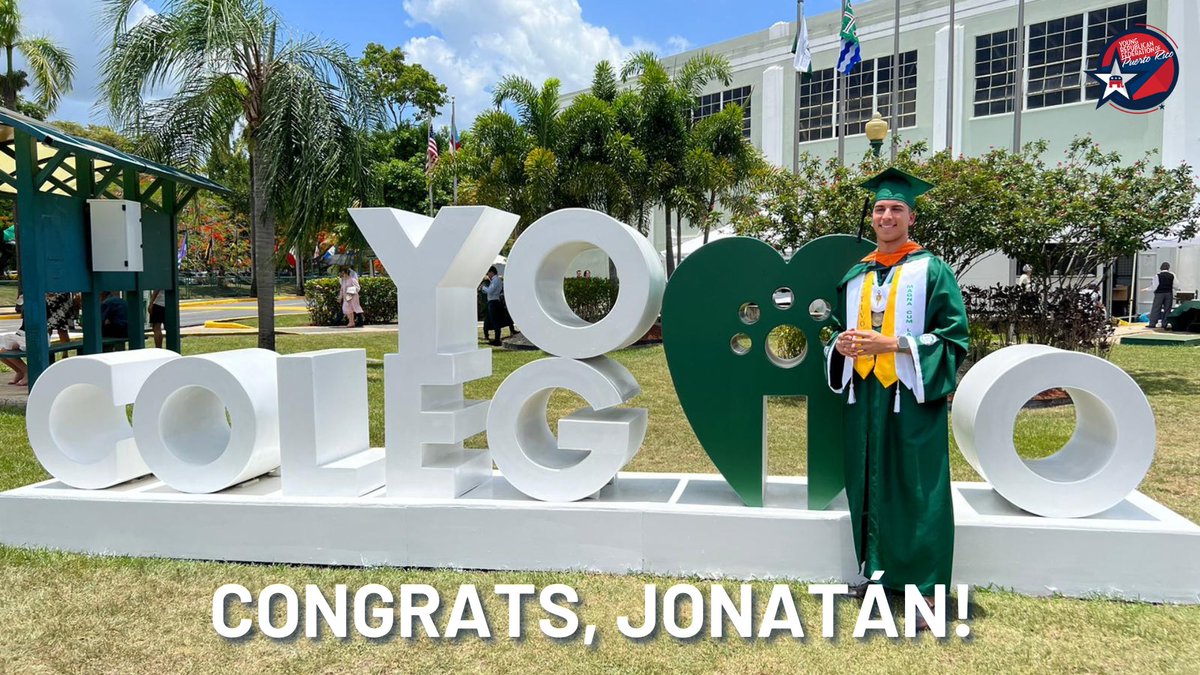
[792,12,812,74]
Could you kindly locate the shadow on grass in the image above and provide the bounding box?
[1123,371,1200,397]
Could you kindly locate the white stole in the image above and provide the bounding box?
[828,256,930,405]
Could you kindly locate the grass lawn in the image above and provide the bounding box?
[1,336,1199,672]
[0,281,16,309]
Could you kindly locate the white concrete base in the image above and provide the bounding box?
[2,472,1197,604]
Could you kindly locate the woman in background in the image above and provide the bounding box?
[338,268,363,328]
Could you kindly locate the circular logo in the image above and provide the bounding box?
[1087,25,1180,114]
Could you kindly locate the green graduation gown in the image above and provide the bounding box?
[825,249,969,594]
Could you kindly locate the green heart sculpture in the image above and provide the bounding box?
[662,234,875,508]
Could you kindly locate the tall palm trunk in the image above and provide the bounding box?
[6,44,19,293]
[664,204,675,278]
[675,216,682,266]
[4,45,14,109]
[250,146,276,350]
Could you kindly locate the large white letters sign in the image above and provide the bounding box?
[9,206,1199,604]
[350,206,518,498]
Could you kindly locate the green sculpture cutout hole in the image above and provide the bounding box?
[773,287,794,310]
[739,302,760,325]
[808,298,832,322]
[819,326,837,346]
[731,333,752,356]
[766,325,806,368]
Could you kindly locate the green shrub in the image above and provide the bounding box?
[961,284,1114,360]
[304,276,398,326]
[563,277,619,323]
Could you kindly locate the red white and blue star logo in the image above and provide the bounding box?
[1087,25,1180,114]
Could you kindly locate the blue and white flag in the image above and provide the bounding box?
[837,1,862,74]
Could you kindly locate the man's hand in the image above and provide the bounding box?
[835,329,899,357]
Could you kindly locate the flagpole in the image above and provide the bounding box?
[891,0,900,160]
[836,0,847,167]
[946,0,956,153]
[1013,0,1026,152]
[793,0,803,174]
[427,114,435,218]
[451,96,459,205]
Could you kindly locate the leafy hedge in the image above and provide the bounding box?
[563,277,619,323]
[961,284,1114,362]
[305,276,398,326]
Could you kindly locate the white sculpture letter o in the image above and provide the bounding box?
[133,348,281,494]
[27,349,178,489]
[504,208,666,359]
[486,356,647,501]
[952,344,1155,518]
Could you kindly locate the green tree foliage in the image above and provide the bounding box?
[360,42,447,126]
[100,0,377,350]
[48,121,135,153]
[620,50,732,276]
[732,137,1199,291]
[0,0,75,114]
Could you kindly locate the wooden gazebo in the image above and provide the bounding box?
[0,107,227,387]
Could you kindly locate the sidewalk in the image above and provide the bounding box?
[0,295,303,320]
[181,323,397,337]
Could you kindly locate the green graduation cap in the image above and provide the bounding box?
[860,167,935,208]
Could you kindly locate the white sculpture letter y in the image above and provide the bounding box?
[349,206,520,497]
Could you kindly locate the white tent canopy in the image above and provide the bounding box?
[660,226,738,263]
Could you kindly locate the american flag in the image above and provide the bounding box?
[426,120,439,173]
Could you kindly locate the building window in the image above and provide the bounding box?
[796,51,916,144]
[874,51,918,130]
[1085,1,1148,101]
[797,68,835,143]
[844,62,875,137]
[1025,1,1148,110]
[974,28,1017,117]
[1027,13,1085,109]
[693,85,752,138]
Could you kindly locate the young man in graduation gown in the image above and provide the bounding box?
[824,168,969,617]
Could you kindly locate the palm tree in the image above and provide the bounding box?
[620,51,731,276]
[679,103,762,244]
[492,75,561,150]
[100,0,375,350]
[0,0,75,115]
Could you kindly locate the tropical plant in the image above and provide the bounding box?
[0,0,75,115]
[620,50,732,276]
[100,0,377,349]
[676,103,762,244]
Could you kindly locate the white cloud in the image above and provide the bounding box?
[666,35,692,54]
[401,0,662,128]
[17,0,155,125]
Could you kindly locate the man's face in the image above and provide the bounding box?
[871,199,915,245]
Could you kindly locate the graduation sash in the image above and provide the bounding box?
[833,256,930,406]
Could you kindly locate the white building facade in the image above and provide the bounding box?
[569,0,1199,313]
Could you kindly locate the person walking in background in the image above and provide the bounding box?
[480,265,514,346]
[0,223,14,276]
[1145,262,1176,330]
[338,268,363,329]
[45,293,73,343]
[147,290,166,348]
[1017,264,1033,288]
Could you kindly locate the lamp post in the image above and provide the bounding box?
[866,111,890,158]
[857,112,891,241]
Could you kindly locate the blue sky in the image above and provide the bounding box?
[25,0,844,127]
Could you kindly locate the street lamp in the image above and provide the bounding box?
[857,112,891,242]
[865,111,889,158]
